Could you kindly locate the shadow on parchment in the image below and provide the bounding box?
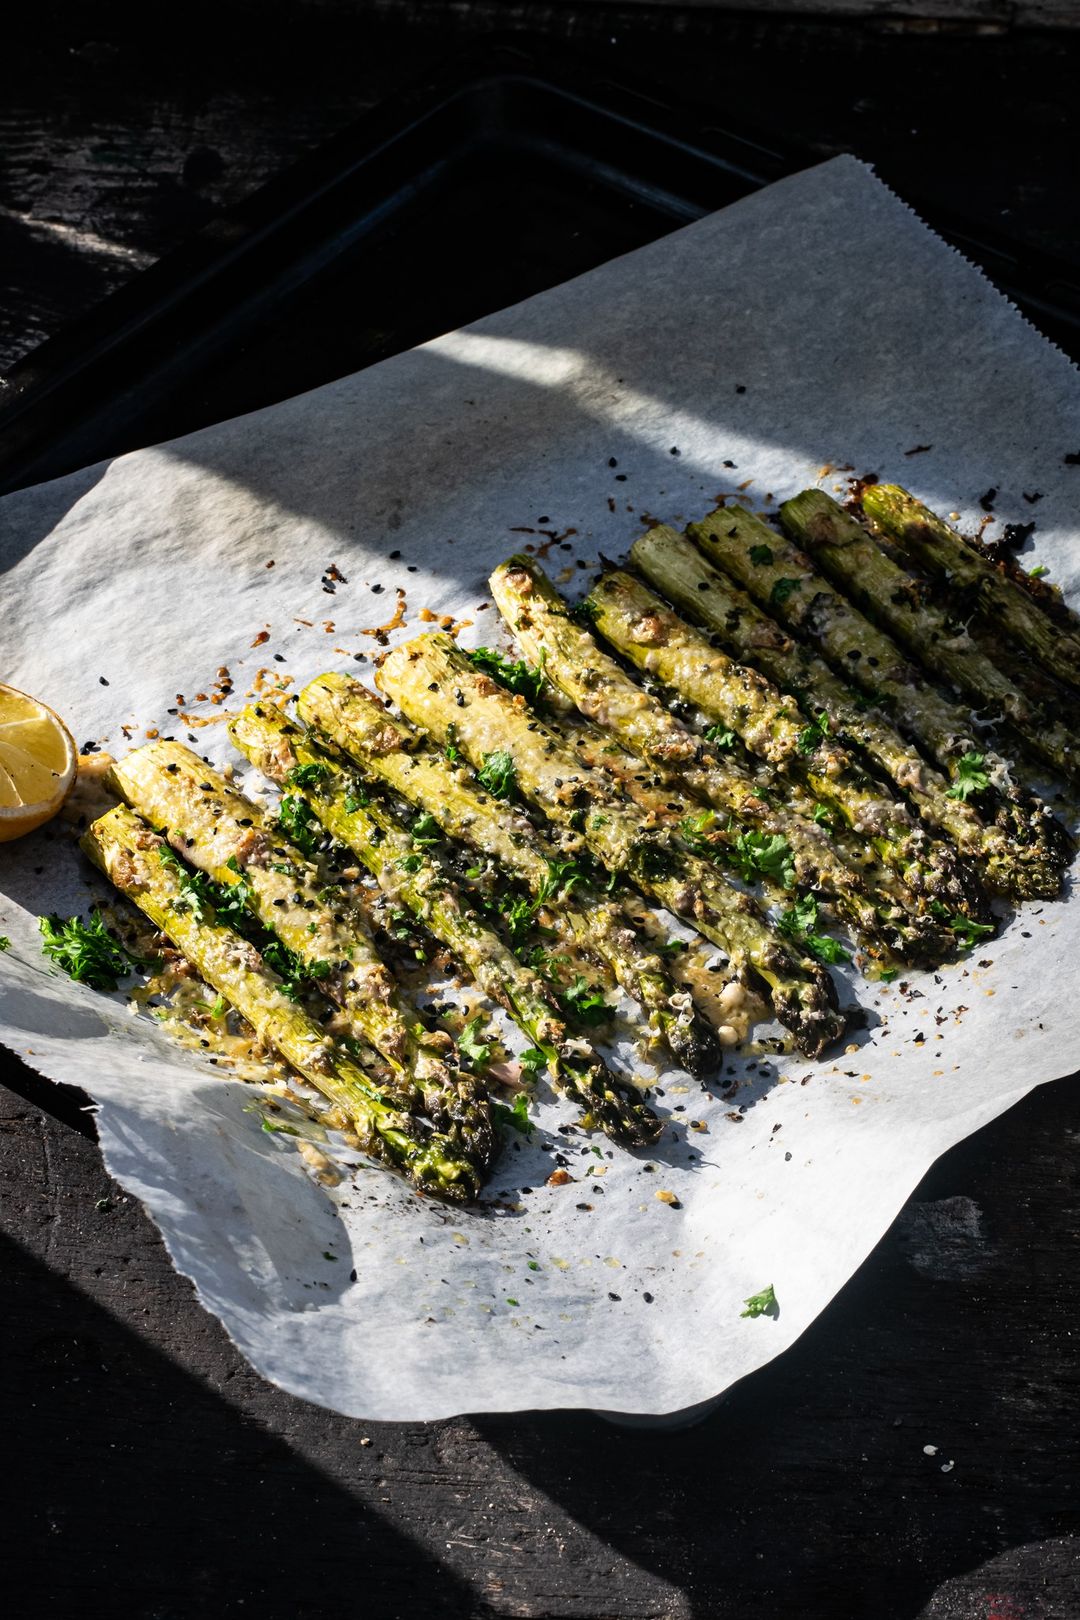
[0,458,108,577]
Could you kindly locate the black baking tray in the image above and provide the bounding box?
[3,35,1080,500]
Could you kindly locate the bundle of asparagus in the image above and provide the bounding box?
[689,503,1070,899]
[294,674,721,1079]
[630,523,1067,901]
[228,702,664,1147]
[490,553,960,968]
[76,473,1076,1207]
[107,738,497,1169]
[375,633,844,1059]
[82,805,482,1202]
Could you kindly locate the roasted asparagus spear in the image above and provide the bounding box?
[863,483,1080,693]
[690,505,1070,897]
[490,553,948,967]
[781,489,1080,786]
[108,739,496,1169]
[228,703,663,1146]
[82,804,481,1202]
[584,568,990,934]
[631,522,1067,902]
[297,672,723,1076]
[373,634,844,1058]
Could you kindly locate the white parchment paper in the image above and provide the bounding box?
[1,155,1078,1420]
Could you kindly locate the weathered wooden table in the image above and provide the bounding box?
[4,5,1080,1615]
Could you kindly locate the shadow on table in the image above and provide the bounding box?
[473,1076,1080,1619]
[0,1228,475,1620]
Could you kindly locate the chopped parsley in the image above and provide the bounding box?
[703,724,737,749]
[261,1116,301,1137]
[732,830,796,890]
[39,912,155,991]
[945,751,990,802]
[770,577,801,607]
[521,944,569,979]
[950,913,995,949]
[679,808,724,861]
[343,789,370,813]
[740,1283,778,1319]
[570,596,601,625]
[1029,564,1049,579]
[536,855,591,906]
[500,890,537,947]
[277,793,321,856]
[492,1090,533,1135]
[458,1015,493,1068]
[559,975,612,1026]
[777,892,851,966]
[748,543,774,567]
[879,967,899,983]
[520,1046,546,1075]
[396,852,425,873]
[444,725,464,767]
[158,845,216,923]
[0,935,9,952]
[797,710,831,755]
[286,761,330,789]
[211,875,254,931]
[159,844,253,929]
[477,748,517,800]
[410,811,441,846]
[262,938,331,1000]
[468,646,547,704]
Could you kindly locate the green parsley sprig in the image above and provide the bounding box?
[277,793,322,857]
[945,751,990,802]
[39,912,156,991]
[740,1283,778,1319]
[467,646,548,705]
[477,748,517,800]
[732,830,796,890]
[286,761,330,790]
[558,975,612,1027]
[777,892,851,966]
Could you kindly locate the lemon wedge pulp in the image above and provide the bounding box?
[0,683,77,842]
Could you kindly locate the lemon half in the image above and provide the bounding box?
[0,684,77,842]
